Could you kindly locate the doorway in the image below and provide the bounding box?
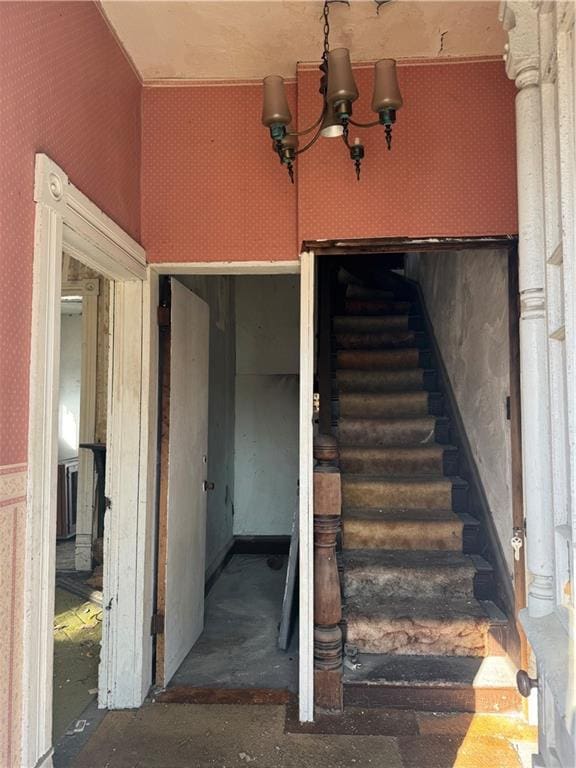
[23,154,150,768]
[53,256,110,743]
[152,272,301,699]
[309,239,527,716]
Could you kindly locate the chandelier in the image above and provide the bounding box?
[261,0,403,182]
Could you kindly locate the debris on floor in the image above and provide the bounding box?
[70,703,538,768]
[53,587,102,742]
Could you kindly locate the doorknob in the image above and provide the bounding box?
[203,481,215,492]
[516,669,538,698]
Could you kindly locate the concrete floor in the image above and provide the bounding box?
[71,703,537,768]
[169,554,298,691]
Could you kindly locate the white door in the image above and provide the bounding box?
[159,278,210,685]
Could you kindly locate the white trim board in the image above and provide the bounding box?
[150,255,315,722]
[298,250,315,722]
[23,154,153,768]
[34,154,146,282]
[151,260,301,275]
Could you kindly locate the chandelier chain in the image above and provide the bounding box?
[322,1,330,64]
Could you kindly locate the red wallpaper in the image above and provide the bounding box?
[298,59,518,241]
[143,58,517,266]
[141,83,298,263]
[0,2,141,466]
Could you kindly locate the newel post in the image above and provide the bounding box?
[313,433,343,712]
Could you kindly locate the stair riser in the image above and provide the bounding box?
[337,392,430,419]
[338,418,438,447]
[335,369,434,394]
[342,481,453,511]
[336,392,443,420]
[343,684,522,713]
[334,316,420,333]
[345,299,413,315]
[342,519,464,551]
[345,618,490,657]
[344,569,475,601]
[336,349,422,370]
[345,287,395,301]
[339,449,445,476]
[335,331,427,350]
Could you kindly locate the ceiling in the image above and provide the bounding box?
[100,1,506,82]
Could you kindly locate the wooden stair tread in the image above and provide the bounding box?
[342,549,480,571]
[338,415,440,426]
[343,654,517,688]
[342,475,464,485]
[345,595,505,623]
[343,507,459,521]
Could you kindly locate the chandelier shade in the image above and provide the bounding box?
[326,48,359,109]
[261,75,292,128]
[372,59,403,113]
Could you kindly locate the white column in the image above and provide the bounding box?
[503,3,555,617]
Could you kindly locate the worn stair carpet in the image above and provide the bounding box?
[333,277,518,713]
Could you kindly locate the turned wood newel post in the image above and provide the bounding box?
[313,433,343,712]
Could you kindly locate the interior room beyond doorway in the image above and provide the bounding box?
[154,273,300,698]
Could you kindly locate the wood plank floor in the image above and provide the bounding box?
[69,702,537,768]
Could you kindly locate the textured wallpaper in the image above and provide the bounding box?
[0,4,141,765]
[142,82,298,263]
[297,58,517,242]
[0,1,141,468]
[142,58,517,266]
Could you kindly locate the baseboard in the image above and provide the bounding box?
[204,536,291,595]
[204,538,234,596]
[232,535,291,555]
[408,277,517,625]
[34,749,54,768]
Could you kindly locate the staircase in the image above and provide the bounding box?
[332,275,520,713]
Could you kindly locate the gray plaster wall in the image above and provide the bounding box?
[234,276,300,536]
[408,249,514,576]
[178,275,236,578]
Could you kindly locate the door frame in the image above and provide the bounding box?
[23,154,152,768]
[149,257,315,722]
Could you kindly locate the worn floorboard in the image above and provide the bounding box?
[69,703,537,768]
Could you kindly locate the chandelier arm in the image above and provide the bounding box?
[294,119,326,156]
[348,117,381,128]
[287,107,325,137]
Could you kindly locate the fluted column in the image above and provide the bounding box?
[502,2,555,617]
[313,433,343,712]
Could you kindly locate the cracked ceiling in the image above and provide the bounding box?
[99,0,506,82]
